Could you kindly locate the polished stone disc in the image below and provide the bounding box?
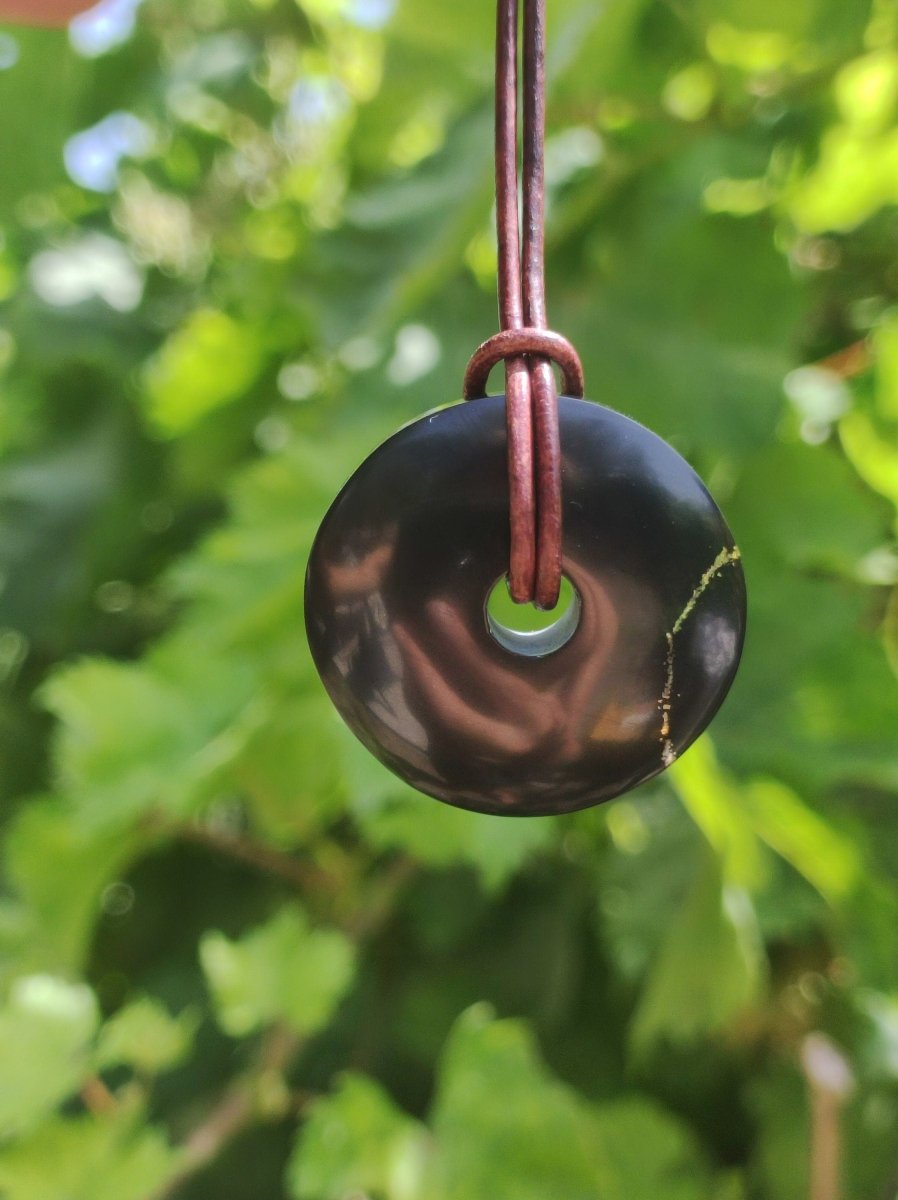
[305,395,746,816]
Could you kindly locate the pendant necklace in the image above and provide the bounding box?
[304,0,747,816]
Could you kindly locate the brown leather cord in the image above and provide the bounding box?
[494,0,535,604]
[521,0,562,609]
[464,0,583,608]
[463,329,584,402]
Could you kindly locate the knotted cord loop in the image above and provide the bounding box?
[463,329,584,402]
[464,0,579,609]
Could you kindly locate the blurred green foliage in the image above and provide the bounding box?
[0,0,897,1196]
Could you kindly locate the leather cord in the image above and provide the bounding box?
[464,329,584,403]
[464,0,583,609]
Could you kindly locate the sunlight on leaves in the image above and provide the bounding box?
[143,310,263,437]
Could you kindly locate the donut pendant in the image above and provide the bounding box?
[304,394,746,816]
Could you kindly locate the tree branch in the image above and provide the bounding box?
[149,847,416,1199]
[801,1034,855,1200]
[80,1075,119,1116]
[814,340,870,380]
[160,817,336,894]
[343,854,419,938]
[151,1024,301,1200]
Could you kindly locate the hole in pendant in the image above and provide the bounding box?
[485,575,581,658]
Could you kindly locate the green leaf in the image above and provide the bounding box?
[671,739,765,888]
[234,698,349,845]
[0,975,98,1135]
[694,0,869,46]
[200,906,354,1038]
[425,1006,601,1199]
[0,29,87,217]
[874,311,898,422]
[672,739,862,905]
[289,1008,711,1200]
[0,1112,175,1200]
[597,796,705,983]
[742,777,861,904]
[392,0,495,62]
[42,659,205,827]
[0,416,147,647]
[631,856,765,1052]
[346,740,556,891]
[746,1068,810,1200]
[729,440,887,572]
[426,1007,710,1200]
[840,408,898,520]
[354,782,555,891]
[852,990,898,1082]
[1,800,138,975]
[96,997,196,1076]
[288,1073,428,1200]
[584,1101,715,1200]
[886,585,898,678]
[562,136,801,456]
[41,655,257,830]
[142,310,264,436]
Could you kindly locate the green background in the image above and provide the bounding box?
[1,0,898,1196]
